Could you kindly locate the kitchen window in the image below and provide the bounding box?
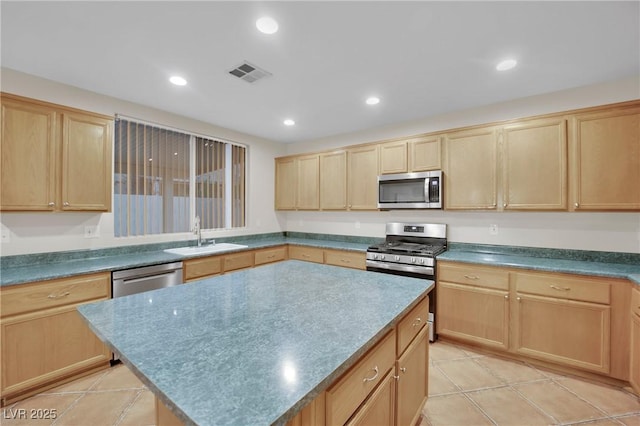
[114,118,246,237]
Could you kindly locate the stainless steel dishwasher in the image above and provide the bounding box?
[112,262,183,298]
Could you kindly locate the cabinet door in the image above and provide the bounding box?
[275,157,297,210]
[513,294,610,374]
[62,112,112,211]
[443,127,498,209]
[1,305,111,402]
[1,98,57,211]
[409,135,441,172]
[347,145,379,210]
[320,150,347,210]
[629,289,640,394]
[571,106,640,210]
[345,371,395,426]
[503,118,567,210]
[437,282,509,350]
[379,141,407,174]
[296,154,319,210]
[396,325,429,426]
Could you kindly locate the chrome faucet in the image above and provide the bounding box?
[194,216,202,247]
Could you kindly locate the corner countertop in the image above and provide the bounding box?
[77,260,433,426]
[438,250,640,285]
[0,237,371,287]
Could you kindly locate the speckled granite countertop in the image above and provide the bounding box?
[438,249,640,285]
[1,233,639,287]
[77,260,433,426]
[0,236,371,287]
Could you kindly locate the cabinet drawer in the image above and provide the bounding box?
[324,250,365,270]
[397,296,429,356]
[515,272,610,304]
[1,273,110,318]
[288,245,324,264]
[254,246,287,266]
[184,256,222,281]
[326,330,396,426]
[223,251,254,272]
[632,287,640,318]
[438,262,509,290]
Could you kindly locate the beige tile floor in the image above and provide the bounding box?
[2,340,639,425]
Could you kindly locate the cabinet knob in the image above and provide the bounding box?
[503,203,507,207]
[517,296,521,301]
[574,202,579,208]
[504,295,509,300]
[63,201,70,207]
[400,367,407,373]
[48,202,55,207]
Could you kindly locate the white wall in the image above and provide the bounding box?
[1,70,639,255]
[283,76,640,253]
[0,68,288,256]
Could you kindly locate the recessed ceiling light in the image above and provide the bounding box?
[496,59,517,71]
[256,16,278,34]
[169,76,187,86]
[283,119,295,126]
[366,96,381,105]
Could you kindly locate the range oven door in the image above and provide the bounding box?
[366,263,437,342]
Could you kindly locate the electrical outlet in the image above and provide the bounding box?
[489,224,498,235]
[1,227,10,243]
[84,225,100,238]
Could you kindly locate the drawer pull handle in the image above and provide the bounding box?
[340,259,350,263]
[412,317,422,327]
[464,274,479,280]
[267,254,275,259]
[302,254,310,258]
[363,366,379,383]
[48,291,70,299]
[550,285,570,292]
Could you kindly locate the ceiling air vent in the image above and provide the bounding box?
[228,61,272,83]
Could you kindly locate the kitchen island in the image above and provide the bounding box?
[77,260,433,426]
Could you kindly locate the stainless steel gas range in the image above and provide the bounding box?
[366,222,447,341]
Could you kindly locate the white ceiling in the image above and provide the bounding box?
[2,1,638,144]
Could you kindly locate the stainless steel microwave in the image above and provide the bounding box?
[378,171,442,209]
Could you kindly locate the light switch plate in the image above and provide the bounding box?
[489,224,498,235]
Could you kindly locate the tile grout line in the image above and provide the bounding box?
[113,388,145,426]
[550,377,627,423]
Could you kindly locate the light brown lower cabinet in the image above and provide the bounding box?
[346,371,396,426]
[437,261,634,381]
[437,263,510,350]
[395,325,429,426]
[0,273,111,406]
[630,288,640,394]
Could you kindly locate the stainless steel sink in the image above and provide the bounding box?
[164,243,248,256]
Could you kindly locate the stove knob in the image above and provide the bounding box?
[379,254,385,261]
[395,255,400,261]
[420,258,425,264]
[411,257,416,263]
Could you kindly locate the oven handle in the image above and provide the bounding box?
[366,260,434,276]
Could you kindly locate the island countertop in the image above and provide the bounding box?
[77,260,433,426]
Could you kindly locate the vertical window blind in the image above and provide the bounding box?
[114,118,246,237]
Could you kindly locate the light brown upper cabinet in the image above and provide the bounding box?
[379,135,442,174]
[379,140,407,174]
[296,154,320,210]
[347,144,379,210]
[443,126,499,210]
[275,157,296,210]
[570,105,640,210]
[320,150,347,210]
[1,94,112,212]
[502,117,567,210]
[408,135,441,172]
